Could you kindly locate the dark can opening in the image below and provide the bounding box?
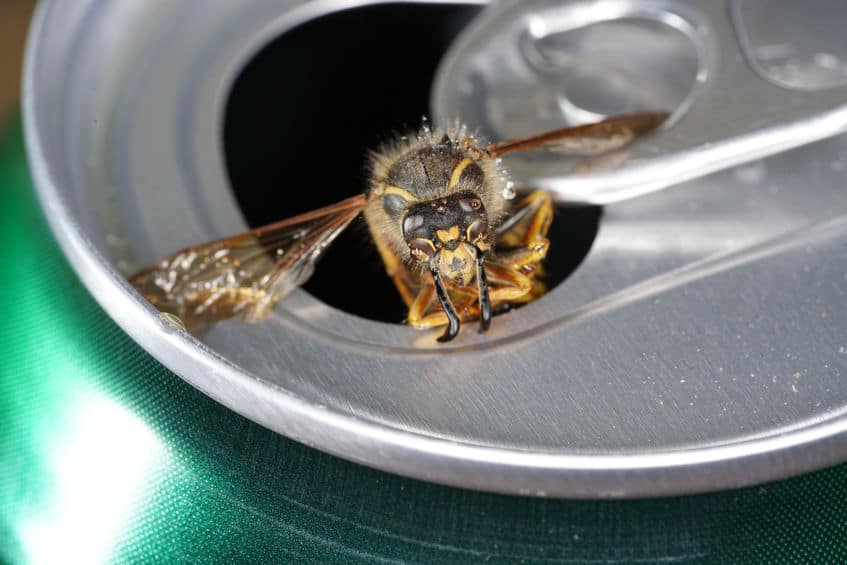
[224,3,600,323]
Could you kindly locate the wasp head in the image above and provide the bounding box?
[402,192,489,287]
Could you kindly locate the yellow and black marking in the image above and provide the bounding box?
[361,123,555,341]
[435,225,460,244]
[400,190,553,338]
[364,124,510,272]
[448,157,474,189]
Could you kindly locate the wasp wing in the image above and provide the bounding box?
[485,112,668,158]
[129,194,367,330]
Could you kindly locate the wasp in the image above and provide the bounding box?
[130,113,666,342]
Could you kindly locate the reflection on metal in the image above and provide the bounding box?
[19,389,164,565]
[433,0,847,204]
[735,0,847,91]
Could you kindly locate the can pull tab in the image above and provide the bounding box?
[432,0,847,204]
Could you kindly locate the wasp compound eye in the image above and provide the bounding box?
[402,212,426,241]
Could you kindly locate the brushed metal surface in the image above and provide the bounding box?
[24,0,847,497]
[433,0,847,204]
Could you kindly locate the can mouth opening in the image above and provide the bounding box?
[223,2,601,324]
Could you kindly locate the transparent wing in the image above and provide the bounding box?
[485,112,668,158]
[129,194,367,330]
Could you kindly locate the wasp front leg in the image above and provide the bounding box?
[490,189,554,304]
[405,263,535,329]
[367,216,420,308]
[405,191,554,335]
[495,189,553,248]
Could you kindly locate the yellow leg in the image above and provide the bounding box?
[407,284,437,328]
[407,282,483,329]
[485,263,533,302]
[495,190,554,248]
[491,238,550,271]
[488,189,554,306]
[366,218,420,307]
[406,264,535,329]
[402,190,555,331]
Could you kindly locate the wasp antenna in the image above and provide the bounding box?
[475,247,491,333]
[431,268,460,342]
